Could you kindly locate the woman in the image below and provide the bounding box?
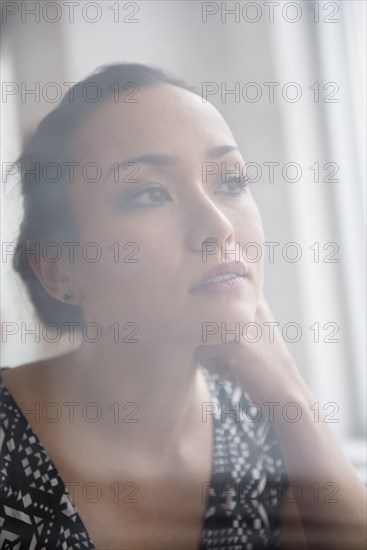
[1,62,365,549]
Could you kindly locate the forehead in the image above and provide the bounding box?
[73,83,237,165]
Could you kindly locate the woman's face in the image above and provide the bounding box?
[67,84,265,346]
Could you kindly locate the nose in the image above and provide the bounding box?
[185,189,236,257]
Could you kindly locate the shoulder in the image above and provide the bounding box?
[0,363,65,491]
[0,357,69,445]
[0,352,75,407]
[0,362,42,420]
[0,366,33,442]
[0,369,92,549]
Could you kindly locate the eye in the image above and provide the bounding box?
[216,174,250,195]
[127,183,172,207]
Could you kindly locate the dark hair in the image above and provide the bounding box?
[12,62,201,328]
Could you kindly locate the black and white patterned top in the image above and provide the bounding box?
[0,366,288,549]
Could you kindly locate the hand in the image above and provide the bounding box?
[197,295,367,550]
[195,293,308,403]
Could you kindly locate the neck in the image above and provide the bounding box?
[51,336,210,460]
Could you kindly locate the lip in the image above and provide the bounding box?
[189,260,248,293]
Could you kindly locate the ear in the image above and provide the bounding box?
[26,240,82,305]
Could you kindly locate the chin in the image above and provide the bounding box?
[183,299,257,346]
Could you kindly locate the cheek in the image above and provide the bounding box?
[233,201,265,263]
[71,236,179,320]
[72,255,185,343]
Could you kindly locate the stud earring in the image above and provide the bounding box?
[63,291,74,302]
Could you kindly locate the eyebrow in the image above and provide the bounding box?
[109,145,240,171]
